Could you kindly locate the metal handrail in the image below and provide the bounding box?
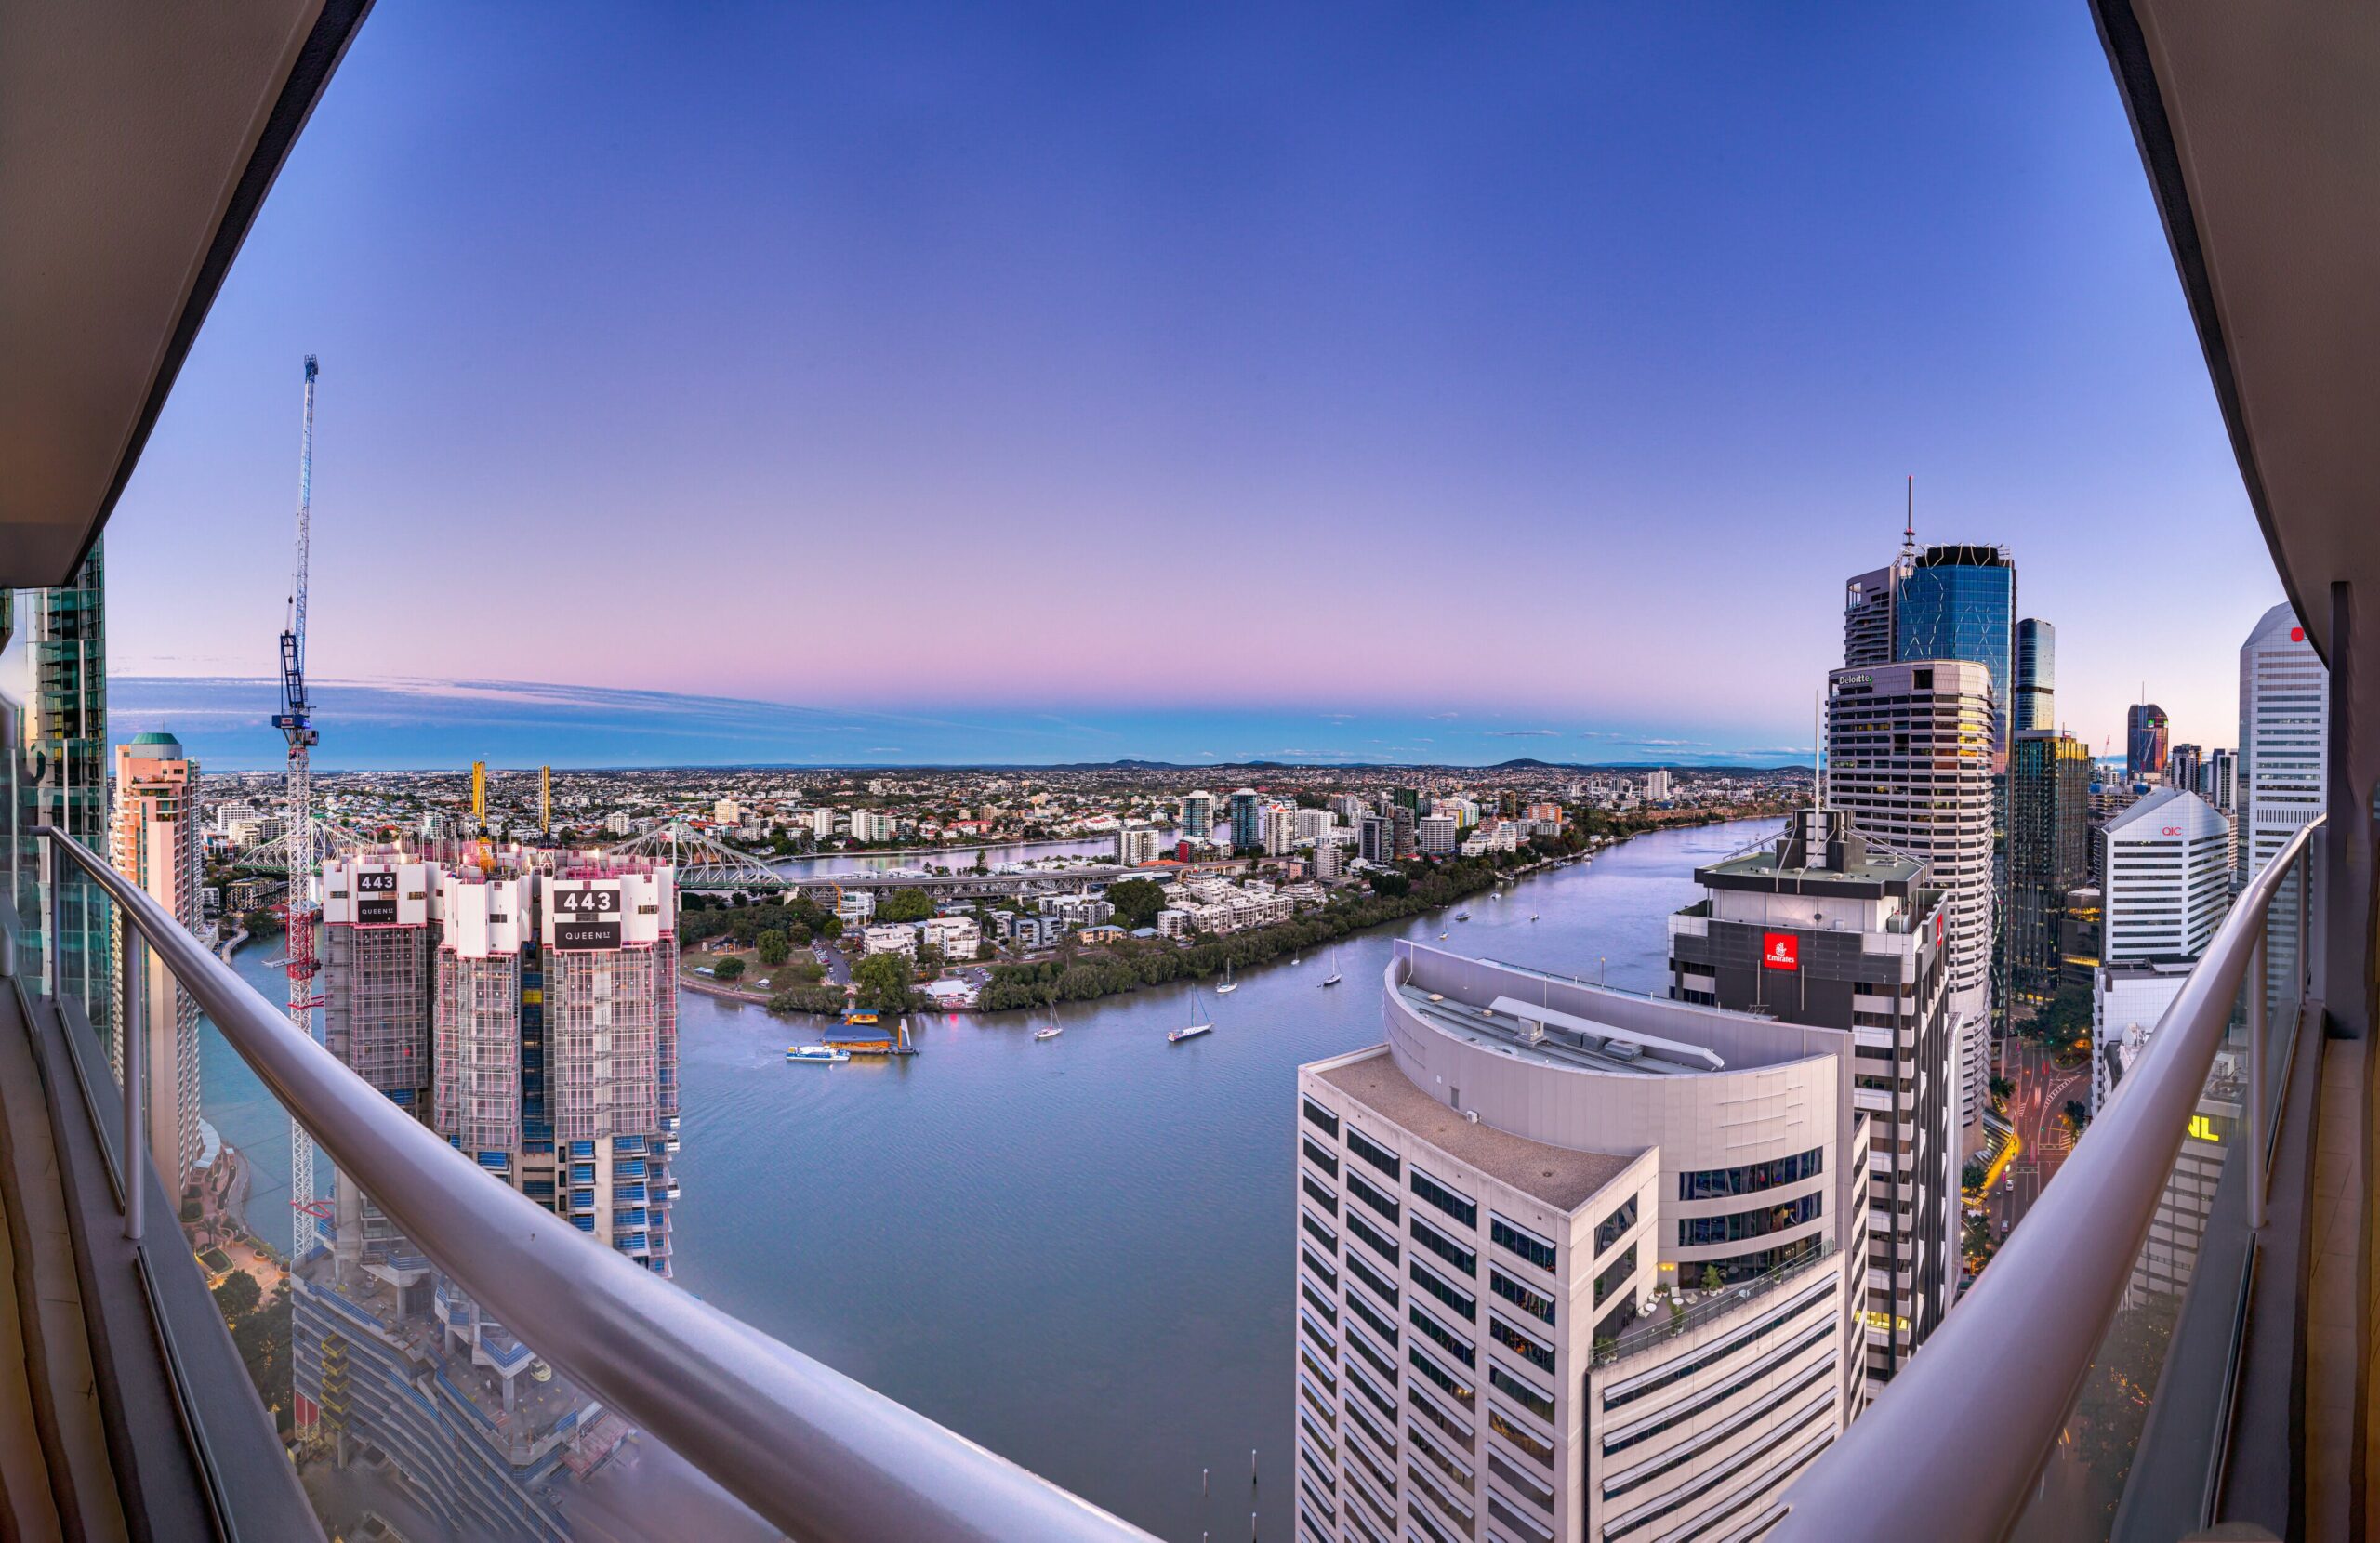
[33,827,1151,1543]
[1770,815,2323,1543]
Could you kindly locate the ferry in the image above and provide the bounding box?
[786,1045,851,1064]
[843,1011,880,1027]
[1034,1025,1063,1042]
[1168,1023,1212,1044]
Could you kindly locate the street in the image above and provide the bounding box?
[1997,1038,2086,1237]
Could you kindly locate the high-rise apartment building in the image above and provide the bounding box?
[1296,943,1864,1543]
[110,732,204,1196]
[2167,742,2202,796]
[1415,814,1459,856]
[1826,660,1996,1153]
[2007,730,2092,1017]
[1644,768,1673,802]
[1669,809,1952,1387]
[1230,788,1263,854]
[2238,604,2326,1004]
[1357,814,1394,865]
[1392,804,1417,862]
[1181,789,1214,840]
[2015,617,2055,732]
[20,541,111,1042]
[1263,805,1300,857]
[1114,824,1162,865]
[2126,703,2171,782]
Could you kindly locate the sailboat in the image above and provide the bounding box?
[1170,985,1216,1043]
[1320,948,1342,988]
[1215,959,1239,996]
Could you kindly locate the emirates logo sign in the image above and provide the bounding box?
[1763,932,1799,971]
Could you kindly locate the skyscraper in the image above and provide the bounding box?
[1844,563,1899,669]
[2091,789,2232,1114]
[2166,742,2202,796]
[110,732,204,1196]
[1229,788,1262,853]
[2205,747,2239,811]
[1827,660,1996,1154]
[20,540,110,1043]
[2125,703,2171,782]
[2015,617,2055,732]
[1296,942,1864,1543]
[1181,789,1213,840]
[2238,604,2326,1005]
[1893,545,2016,758]
[1671,809,1952,1387]
[2008,730,2092,1018]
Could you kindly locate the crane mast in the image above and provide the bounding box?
[275,357,324,1270]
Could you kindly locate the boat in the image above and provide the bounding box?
[1034,1025,1063,1042]
[1529,912,1540,921]
[843,1010,879,1027]
[1170,984,1217,1043]
[1320,948,1342,988]
[786,1045,851,1063]
[1456,911,1471,922]
[1215,960,1238,995]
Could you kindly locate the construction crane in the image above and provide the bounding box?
[271,355,325,1266]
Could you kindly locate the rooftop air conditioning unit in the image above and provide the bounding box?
[1464,1110,1480,1126]
[1605,1040,1646,1063]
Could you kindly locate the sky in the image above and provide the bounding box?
[99,1,2284,770]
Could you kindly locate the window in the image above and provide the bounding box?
[1349,1169,1401,1224]
[1347,1285,1399,1348]
[1491,1451,1554,1510]
[1302,1097,1339,1138]
[1301,1279,1338,1325]
[1348,1209,1400,1268]
[1488,1407,1553,1468]
[1677,1193,1822,1247]
[1348,1127,1401,1180]
[1594,1244,1638,1306]
[1410,1216,1476,1274]
[1489,1365,1554,1422]
[1491,1214,1557,1272]
[1410,1167,1477,1227]
[1347,1246,1399,1308]
[1678,1147,1824,1200]
[1594,1195,1638,1254]
[1488,1314,1555,1372]
[1490,1269,1555,1325]
[1302,1246,1338,1292]
[1302,1136,1339,1178]
[1349,1326,1399,1388]
[1302,1208,1337,1254]
[1409,1346,1474,1406]
[1408,1386,1474,1448]
[1302,1174,1338,1216]
[1409,1302,1474,1367]
[1410,1259,1475,1319]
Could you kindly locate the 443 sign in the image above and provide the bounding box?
[550,885,622,950]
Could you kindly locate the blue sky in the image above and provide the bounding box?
[100,2,2282,769]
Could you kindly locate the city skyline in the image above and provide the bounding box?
[102,2,2276,759]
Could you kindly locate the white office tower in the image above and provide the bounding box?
[2238,603,2326,1007]
[1295,943,1864,1543]
[1644,768,1673,802]
[1827,660,1996,1154]
[2090,790,2232,1114]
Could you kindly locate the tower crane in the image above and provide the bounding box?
[273,357,325,1264]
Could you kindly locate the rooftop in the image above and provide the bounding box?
[1316,1048,1636,1213]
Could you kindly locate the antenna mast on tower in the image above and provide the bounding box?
[273,357,325,1270]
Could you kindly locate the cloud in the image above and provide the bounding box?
[1426,712,1461,721]
[1320,712,1355,721]
[1483,729,1560,738]
[1633,737,1708,747]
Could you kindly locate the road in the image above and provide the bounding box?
[1998,1039,2086,1238]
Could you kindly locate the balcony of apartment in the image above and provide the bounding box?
[1775,6,2380,1540]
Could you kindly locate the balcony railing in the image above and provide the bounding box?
[20,824,1153,1543]
[1771,815,2323,1543]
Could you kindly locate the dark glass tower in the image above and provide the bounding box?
[1894,545,2017,757]
[2008,730,2091,1017]
[2016,617,2055,732]
[2126,703,2170,781]
[20,540,111,1042]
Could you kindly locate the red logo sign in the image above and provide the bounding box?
[2291,626,2306,642]
[1762,932,1799,971]
[1935,912,1945,945]
[2161,826,2183,837]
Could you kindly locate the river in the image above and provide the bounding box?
[200,816,1778,1539]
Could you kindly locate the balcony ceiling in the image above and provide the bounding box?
[2095,1,2380,664]
[0,2,369,589]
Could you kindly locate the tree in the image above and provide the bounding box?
[213,1269,262,1322]
[853,951,915,1012]
[1104,878,1167,931]
[1962,1156,1989,1191]
[1368,871,1410,899]
[756,930,790,968]
[1989,1075,2015,1103]
[1700,1264,1723,1292]
[2064,1098,2091,1133]
[713,956,746,983]
[876,889,932,924]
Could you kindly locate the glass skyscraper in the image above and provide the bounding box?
[2016,616,2055,732]
[16,541,111,1044]
[1894,544,2017,757]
